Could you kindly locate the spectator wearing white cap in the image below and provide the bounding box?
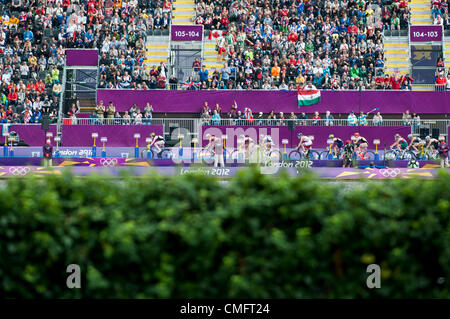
[257,112,264,125]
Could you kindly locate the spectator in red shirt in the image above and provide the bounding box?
[389,75,404,90]
[312,111,321,125]
[435,74,447,90]
[8,89,18,105]
[36,80,45,94]
[288,32,298,43]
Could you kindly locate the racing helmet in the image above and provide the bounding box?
[328,134,334,139]
[150,132,155,137]
[425,135,430,140]
[297,133,303,138]
[354,132,359,137]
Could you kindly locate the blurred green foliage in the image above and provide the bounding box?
[0,168,449,298]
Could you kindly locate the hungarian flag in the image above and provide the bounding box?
[297,90,321,106]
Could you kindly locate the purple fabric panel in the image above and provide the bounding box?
[9,125,58,146]
[66,49,98,66]
[201,125,411,148]
[97,89,450,114]
[61,125,163,147]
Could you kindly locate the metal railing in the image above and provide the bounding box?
[415,84,448,91]
[52,117,449,138]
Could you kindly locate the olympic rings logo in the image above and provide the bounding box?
[100,158,118,167]
[9,167,31,176]
[379,168,401,178]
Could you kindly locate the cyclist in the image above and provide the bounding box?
[342,140,355,168]
[295,133,313,155]
[425,135,440,151]
[390,133,408,152]
[242,135,256,158]
[353,132,368,153]
[204,134,217,151]
[148,132,165,155]
[406,134,422,153]
[261,134,274,154]
[329,134,344,158]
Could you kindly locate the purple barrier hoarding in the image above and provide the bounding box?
[97,89,450,114]
[201,126,411,148]
[0,166,442,178]
[410,25,442,42]
[61,125,163,147]
[66,49,98,66]
[7,125,58,146]
[171,25,203,41]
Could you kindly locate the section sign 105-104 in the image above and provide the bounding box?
[171,25,203,42]
[410,25,442,42]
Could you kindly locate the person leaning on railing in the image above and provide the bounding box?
[372,111,383,126]
[435,73,447,91]
[89,111,101,125]
[347,111,358,126]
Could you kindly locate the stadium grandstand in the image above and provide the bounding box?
[1,0,450,304]
[0,0,446,173]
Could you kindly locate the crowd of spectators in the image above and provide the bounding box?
[0,0,172,124]
[199,101,421,130]
[89,100,154,124]
[431,0,449,27]
[190,0,410,91]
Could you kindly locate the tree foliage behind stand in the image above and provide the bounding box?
[0,169,450,298]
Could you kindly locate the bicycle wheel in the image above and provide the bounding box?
[160,148,173,159]
[231,150,244,161]
[364,151,376,160]
[269,150,282,161]
[200,149,215,164]
[384,150,397,161]
[289,150,302,161]
[402,150,416,161]
[307,150,320,160]
[320,151,332,160]
[426,150,439,160]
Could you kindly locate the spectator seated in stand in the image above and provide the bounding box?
[186,0,410,90]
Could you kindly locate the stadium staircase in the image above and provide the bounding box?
[409,0,437,90]
[202,40,225,75]
[78,97,97,114]
[172,0,196,24]
[383,38,410,76]
[410,0,433,25]
[443,40,450,68]
[145,36,170,70]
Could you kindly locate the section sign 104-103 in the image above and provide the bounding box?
[410,25,442,42]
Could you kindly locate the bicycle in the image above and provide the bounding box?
[384,148,417,161]
[424,148,439,160]
[289,147,320,161]
[198,147,231,164]
[320,148,343,160]
[353,148,376,160]
[150,146,173,159]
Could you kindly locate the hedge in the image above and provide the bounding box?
[0,168,449,298]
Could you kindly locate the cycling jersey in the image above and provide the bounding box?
[430,140,439,149]
[154,135,165,142]
[398,138,408,149]
[356,137,367,145]
[333,138,344,148]
[302,136,312,146]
